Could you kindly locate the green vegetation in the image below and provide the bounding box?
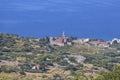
[94,66,120,80]
[0,32,120,80]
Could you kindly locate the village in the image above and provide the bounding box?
[49,32,120,48]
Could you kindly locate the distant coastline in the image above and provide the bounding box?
[0,31,119,41]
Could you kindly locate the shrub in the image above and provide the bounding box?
[0,65,18,73]
[19,70,26,75]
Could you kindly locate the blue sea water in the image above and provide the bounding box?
[0,0,120,40]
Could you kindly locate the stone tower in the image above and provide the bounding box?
[62,32,65,37]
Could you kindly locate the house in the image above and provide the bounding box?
[89,41,110,47]
[73,38,90,45]
[111,38,120,45]
[32,64,40,70]
[99,42,110,47]
[50,32,72,46]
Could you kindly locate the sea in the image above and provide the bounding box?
[0,0,120,41]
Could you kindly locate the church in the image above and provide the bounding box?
[50,32,72,46]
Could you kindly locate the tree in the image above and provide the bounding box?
[67,36,77,42]
[0,65,18,73]
[19,70,26,75]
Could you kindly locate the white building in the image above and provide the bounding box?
[111,38,120,45]
[73,38,90,45]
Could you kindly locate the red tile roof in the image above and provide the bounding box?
[92,41,109,46]
[53,36,67,43]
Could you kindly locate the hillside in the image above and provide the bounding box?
[0,33,120,80]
